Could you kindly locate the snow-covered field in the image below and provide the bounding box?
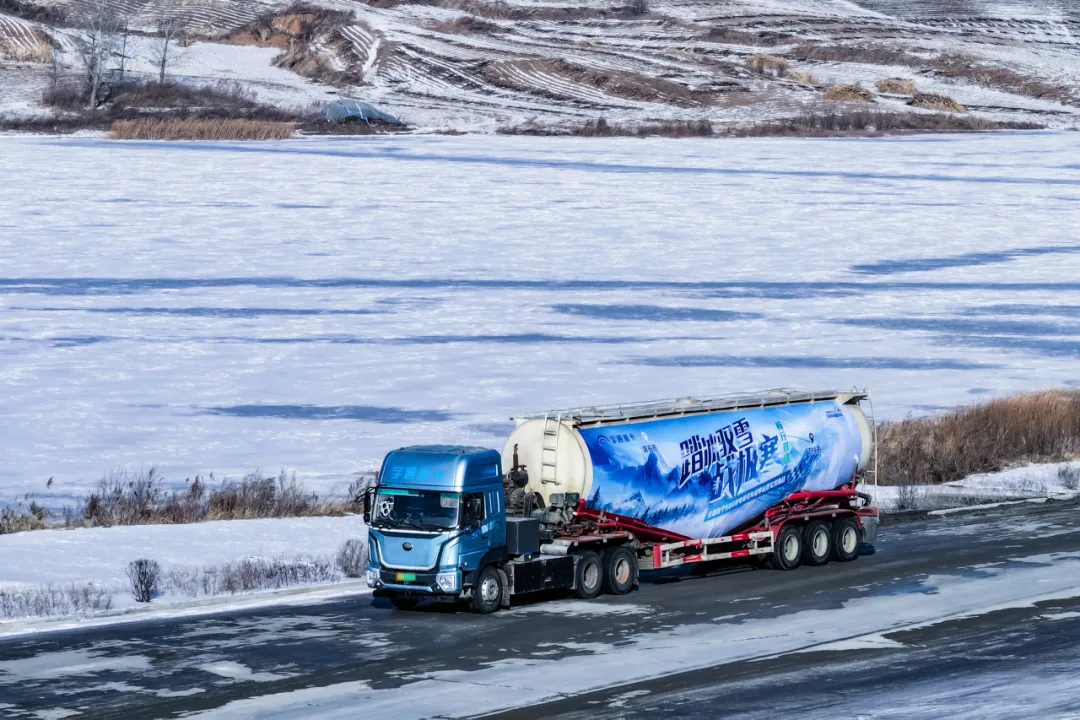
[0,515,370,631]
[2,131,1079,503]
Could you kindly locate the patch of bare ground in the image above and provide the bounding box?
[221,4,363,86]
[429,15,499,34]
[879,390,1080,487]
[907,92,965,113]
[824,83,874,102]
[110,117,295,140]
[792,43,1073,103]
[728,110,1042,137]
[480,58,702,107]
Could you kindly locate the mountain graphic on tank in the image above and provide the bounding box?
[576,401,863,539]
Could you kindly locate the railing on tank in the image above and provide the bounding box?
[517,388,870,428]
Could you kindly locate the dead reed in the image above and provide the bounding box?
[109,118,295,141]
[824,84,874,102]
[907,92,966,113]
[876,77,917,94]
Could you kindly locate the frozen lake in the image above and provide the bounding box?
[2,132,1078,501]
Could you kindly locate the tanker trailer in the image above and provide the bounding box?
[502,389,874,541]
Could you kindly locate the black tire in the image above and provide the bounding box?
[831,517,861,562]
[802,520,831,567]
[470,565,503,614]
[573,550,603,599]
[390,596,420,611]
[771,524,802,571]
[602,546,637,596]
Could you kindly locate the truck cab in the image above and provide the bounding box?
[365,446,508,611]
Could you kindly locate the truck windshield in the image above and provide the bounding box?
[372,489,460,532]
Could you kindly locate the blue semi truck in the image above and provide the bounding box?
[363,390,880,613]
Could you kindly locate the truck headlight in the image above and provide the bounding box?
[366,569,379,588]
[436,572,458,592]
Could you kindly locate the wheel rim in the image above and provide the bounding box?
[842,526,858,553]
[615,557,631,585]
[813,530,828,557]
[783,534,799,561]
[481,576,499,603]
[584,562,599,589]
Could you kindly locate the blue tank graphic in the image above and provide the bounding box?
[577,400,863,539]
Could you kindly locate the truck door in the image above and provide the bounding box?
[460,492,489,575]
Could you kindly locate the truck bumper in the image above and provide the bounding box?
[372,569,461,596]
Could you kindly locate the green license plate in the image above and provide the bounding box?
[395,573,416,582]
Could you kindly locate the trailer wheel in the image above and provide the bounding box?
[390,596,420,611]
[802,520,832,566]
[602,546,637,596]
[772,524,802,571]
[470,565,503,614]
[573,550,603,599]
[831,517,860,563]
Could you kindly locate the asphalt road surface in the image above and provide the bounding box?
[3,499,1080,719]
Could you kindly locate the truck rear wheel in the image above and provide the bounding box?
[573,550,603,599]
[831,517,860,562]
[771,524,802,571]
[802,520,832,566]
[470,565,503,614]
[602,546,637,596]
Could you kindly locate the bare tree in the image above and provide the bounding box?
[151,0,185,84]
[70,0,124,111]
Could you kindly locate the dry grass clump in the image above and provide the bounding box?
[0,501,48,534]
[824,84,874,102]
[785,70,817,86]
[878,390,1080,487]
[0,37,53,63]
[110,118,295,141]
[907,92,966,113]
[876,77,917,94]
[746,53,789,76]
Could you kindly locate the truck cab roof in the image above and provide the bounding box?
[380,446,501,491]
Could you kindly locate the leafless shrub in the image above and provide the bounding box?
[110,118,295,140]
[0,583,113,619]
[623,0,647,17]
[41,82,87,109]
[879,391,1080,487]
[127,559,162,603]
[907,92,966,113]
[336,539,369,578]
[824,84,874,102]
[499,117,714,137]
[84,468,164,526]
[1059,465,1080,491]
[728,111,1041,137]
[207,471,318,519]
[893,484,921,512]
[877,77,917,94]
[702,25,764,46]
[746,53,788,76]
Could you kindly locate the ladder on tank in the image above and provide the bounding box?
[540,412,563,485]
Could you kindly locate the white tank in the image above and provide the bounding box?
[502,389,873,539]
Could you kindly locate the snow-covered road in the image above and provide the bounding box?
[2,132,1079,501]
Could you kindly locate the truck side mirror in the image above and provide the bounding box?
[363,487,375,525]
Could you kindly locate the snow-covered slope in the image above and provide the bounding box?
[2,0,1079,130]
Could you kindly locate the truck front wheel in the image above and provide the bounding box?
[772,524,802,571]
[602,546,637,596]
[573,550,603,599]
[470,565,503,614]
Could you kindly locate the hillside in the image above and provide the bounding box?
[2,0,1079,132]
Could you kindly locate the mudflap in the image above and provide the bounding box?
[861,515,879,546]
[498,567,511,608]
